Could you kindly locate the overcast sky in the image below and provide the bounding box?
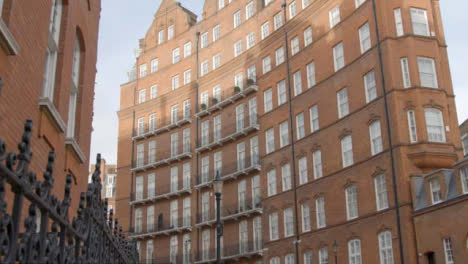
[89,0,468,165]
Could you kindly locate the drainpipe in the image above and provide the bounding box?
[371,1,405,263]
[282,1,300,262]
[195,31,201,262]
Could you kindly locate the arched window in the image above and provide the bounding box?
[348,239,362,264]
[424,108,445,143]
[378,231,394,264]
[42,0,62,100]
[67,33,82,138]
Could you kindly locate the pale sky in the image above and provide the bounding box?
[90,0,468,165]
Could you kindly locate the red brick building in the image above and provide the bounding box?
[115,0,468,263]
[90,158,118,212]
[0,0,101,212]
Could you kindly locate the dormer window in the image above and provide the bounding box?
[429,178,442,204]
[158,30,165,44]
[168,25,175,40]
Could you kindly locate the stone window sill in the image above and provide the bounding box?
[65,138,86,163]
[39,97,67,132]
[0,19,19,55]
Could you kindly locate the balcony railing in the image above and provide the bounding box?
[195,199,262,228]
[195,160,261,190]
[196,82,258,118]
[129,216,192,239]
[132,116,192,141]
[131,151,192,172]
[130,183,191,205]
[195,241,263,263]
[196,122,259,154]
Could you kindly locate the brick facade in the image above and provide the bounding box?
[116,0,467,263]
[0,0,101,214]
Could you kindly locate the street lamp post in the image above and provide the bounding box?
[333,240,338,264]
[213,171,223,264]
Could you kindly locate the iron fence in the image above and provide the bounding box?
[0,120,139,264]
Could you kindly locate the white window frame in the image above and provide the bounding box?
[138,89,146,104]
[304,26,313,46]
[274,12,283,31]
[234,10,242,28]
[337,88,349,118]
[378,231,394,264]
[417,57,438,88]
[201,32,209,49]
[301,203,311,232]
[279,121,289,147]
[293,71,302,96]
[316,196,326,228]
[261,22,270,40]
[291,36,300,56]
[374,174,389,211]
[246,1,255,20]
[267,169,277,196]
[424,108,445,143]
[348,239,362,264]
[266,128,275,154]
[246,32,256,49]
[329,5,341,28]
[284,207,294,237]
[277,80,287,105]
[150,85,158,99]
[168,25,175,40]
[341,135,354,168]
[275,46,285,66]
[213,24,221,42]
[369,120,383,155]
[313,150,323,179]
[443,237,455,264]
[333,42,345,72]
[345,184,359,220]
[151,58,158,73]
[281,163,292,191]
[269,212,279,241]
[184,42,191,58]
[364,70,377,103]
[410,8,430,36]
[299,156,308,185]
[264,88,273,112]
[407,110,418,143]
[234,40,243,57]
[306,61,316,88]
[429,178,442,204]
[394,8,404,37]
[401,57,411,88]
[359,22,371,54]
[296,112,305,140]
[310,105,319,133]
[289,1,297,19]
[263,56,271,74]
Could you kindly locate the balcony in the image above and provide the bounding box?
[132,117,191,141]
[195,241,263,264]
[196,122,260,154]
[130,184,191,205]
[195,83,258,118]
[195,199,262,228]
[195,161,261,190]
[221,199,262,223]
[131,151,192,173]
[129,217,192,239]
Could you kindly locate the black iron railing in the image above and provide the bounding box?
[0,120,139,264]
